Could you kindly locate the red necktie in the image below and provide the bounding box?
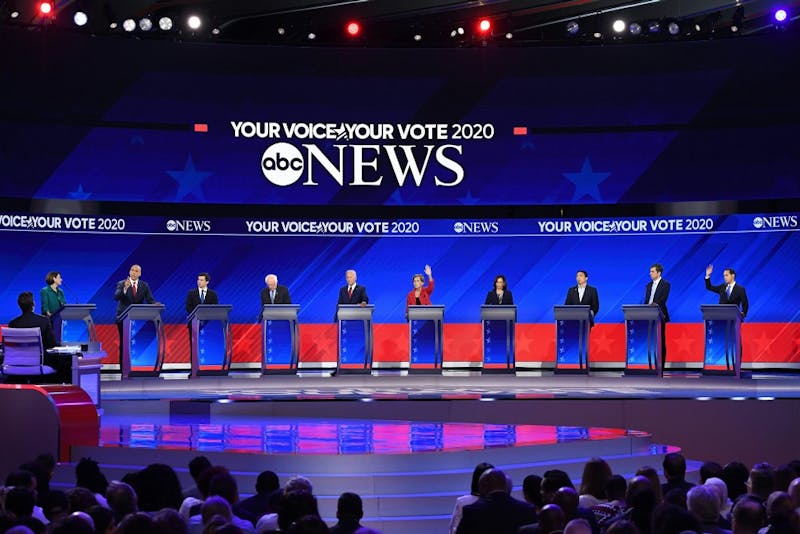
[348,287,353,299]
[132,283,137,298]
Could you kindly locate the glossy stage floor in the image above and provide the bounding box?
[57,372,798,534]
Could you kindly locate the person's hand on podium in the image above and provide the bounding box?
[359,301,367,307]
[705,264,713,278]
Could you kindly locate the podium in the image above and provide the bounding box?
[261,304,301,374]
[336,305,374,374]
[701,304,743,378]
[408,305,445,372]
[187,304,233,378]
[51,304,99,350]
[622,304,663,375]
[553,305,592,373]
[117,304,166,379]
[481,305,516,373]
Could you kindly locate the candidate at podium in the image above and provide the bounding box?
[564,270,599,326]
[644,263,671,366]
[704,264,749,319]
[186,272,219,314]
[338,270,369,305]
[260,274,291,305]
[40,271,66,318]
[484,274,513,305]
[406,265,434,310]
[113,264,156,316]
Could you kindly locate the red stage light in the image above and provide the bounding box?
[346,21,361,37]
[478,18,491,32]
[39,1,54,15]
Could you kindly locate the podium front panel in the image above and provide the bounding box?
[264,319,295,370]
[61,320,90,346]
[339,320,368,368]
[701,305,742,375]
[483,320,514,369]
[625,319,660,371]
[409,305,444,370]
[556,320,584,369]
[129,319,160,372]
[196,321,226,370]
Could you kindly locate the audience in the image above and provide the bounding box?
[579,458,613,508]
[106,480,138,525]
[662,453,695,496]
[185,457,213,501]
[523,474,545,512]
[687,484,730,534]
[328,492,379,534]
[236,471,280,522]
[455,468,537,534]
[731,496,766,534]
[449,461,493,534]
[748,463,776,504]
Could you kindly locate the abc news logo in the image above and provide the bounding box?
[453,221,500,234]
[166,219,212,232]
[752,215,798,229]
[260,141,464,187]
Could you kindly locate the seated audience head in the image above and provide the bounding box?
[50,514,95,534]
[287,514,330,534]
[284,476,313,495]
[553,487,580,520]
[606,474,628,503]
[197,466,230,500]
[4,487,36,519]
[277,491,320,531]
[748,463,775,501]
[539,504,567,534]
[105,480,138,524]
[731,496,766,534]
[541,469,575,504]
[580,457,612,500]
[723,462,750,500]
[765,491,793,524]
[19,461,50,497]
[5,470,36,490]
[789,477,800,509]
[469,462,494,496]
[635,467,663,504]
[75,458,109,496]
[565,518,592,534]
[188,456,212,485]
[151,508,187,534]
[208,471,240,507]
[700,462,724,484]
[663,453,688,481]
[255,470,280,496]
[663,488,687,509]
[335,492,364,523]
[40,490,69,523]
[653,503,702,534]
[687,485,720,524]
[71,511,95,531]
[116,512,155,534]
[87,505,114,534]
[6,526,37,534]
[66,487,98,513]
[202,496,232,525]
[478,468,509,496]
[606,519,641,534]
[523,474,544,509]
[704,477,732,515]
[135,464,183,512]
[774,464,797,493]
[627,480,657,533]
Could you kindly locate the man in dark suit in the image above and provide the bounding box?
[113,264,156,360]
[186,272,219,314]
[704,265,748,319]
[8,292,57,349]
[564,270,600,326]
[335,269,368,321]
[260,274,292,305]
[644,263,671,368]
[456,469,537,534]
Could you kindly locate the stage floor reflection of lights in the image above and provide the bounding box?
[99,415,648,455]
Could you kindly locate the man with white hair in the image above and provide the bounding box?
[688,485,731,534]
[706,477,734,524]
[260,274,291,305]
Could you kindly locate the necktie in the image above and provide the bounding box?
[348,286,353,299]
[726,285,731,299]
[270,290,275,304]
[132,282,137,298]
[200,289,205,303]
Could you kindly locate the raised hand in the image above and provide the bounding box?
[424,264,432,277]
[705,264,713,277]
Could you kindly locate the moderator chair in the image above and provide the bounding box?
[1,326,55,383]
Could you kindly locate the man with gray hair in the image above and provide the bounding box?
[688,485,730,534]
[456,469,537,533]
[260,274,291,305]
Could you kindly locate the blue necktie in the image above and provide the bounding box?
[200,290,205,303]
[726,285,731,299]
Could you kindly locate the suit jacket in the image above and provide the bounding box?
[260,285,292,305]
[185,287,219,314]
[644,278,671,322]
[705,278,748,318]
[39,286,66,316]
[484,289,513,305]
[564,285,600,324]
[338,284,369,305]
[8,310,57,349]
[406,279,435,307]
[114,279,155,317]
[455,492,537,534]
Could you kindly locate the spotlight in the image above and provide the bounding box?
[505,32,513,39]
[450,29,457,37]
[593,32,602,38]
[345,20,360,37]
[629,22,642,35]
[612,19,626,33]
[122,18,136,32]
[456,26,464,35]
[277,27,285,35]
[38,1,53,15]
[413,33,421,41]
[566,20,579,35]
[478,18,491,33]
[774,9,788,23]
[109,22,117,29]
[73,11,88,26]
[158,16,172,30]
[667,21,680,35]
[307,32,316,40]
[211,27,219,35]
[648,20,660,33]
[186,15,202,30]
[11,11,20,18]
[138,17,152,31]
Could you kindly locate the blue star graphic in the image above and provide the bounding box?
[68,184,91,200]
[458,190,480,205]
[563,157,610,202]
[167,155,212,202]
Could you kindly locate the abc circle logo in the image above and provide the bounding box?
[166,220,178,232]
[453,222,464,234]
[752,217,764,229]
[261,143,304,186]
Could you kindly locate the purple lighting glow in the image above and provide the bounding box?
[774,9,788,22]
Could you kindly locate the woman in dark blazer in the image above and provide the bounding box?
[485,274,513,305]
[40,270,67,317]
[406,264,434,309]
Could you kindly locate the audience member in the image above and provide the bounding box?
[635,467,664,505]
[662,453,695,496]
[565,517,593,534]
[236,470,280,522]
[522,474,544,512]
[106,480,138,525]
[541,469,575,505]
[75,458,110,509]
[455,469,537,534]
[652,503,702,534]
[185,457,213,500]
[153,508,188,534]
[328,492,379,534]
[748,463,776,503]
[117,511,156,534]
[87,505,114,534]
[701,462,725,484]
[519,503,566,534]
[449,462,493,534]
[731,496,765,534]
[705,477,734,526]
[687,485,730,534]
[579,458,612,508]
[724,462,751,501]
